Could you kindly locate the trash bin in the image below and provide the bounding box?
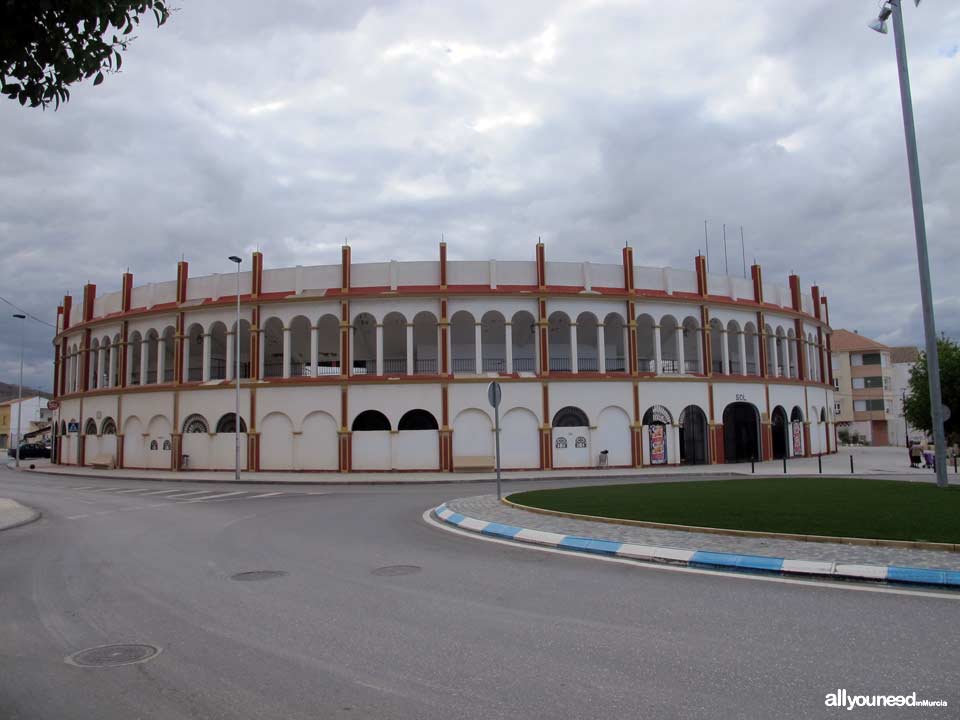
[181,454,190,469]
[598,449,609,468]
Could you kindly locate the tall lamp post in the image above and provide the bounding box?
[869,0,948,487]
[12,314,25,468]
[228,256,243,481]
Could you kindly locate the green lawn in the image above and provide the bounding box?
[508,478,960,544]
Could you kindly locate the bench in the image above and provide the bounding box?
[453,455,495,472]
[89,454,115,470]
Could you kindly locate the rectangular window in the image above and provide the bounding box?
[854,400,866,412]
[834,402,841,415]
[856,399,885,412]
[852,377,865,389]
[833,378,840,390]
[863,376,884,389]
[883,377,891,390]
[862,352,882,365]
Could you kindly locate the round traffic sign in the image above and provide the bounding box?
[487,381,502,409]
[47,399,59,411]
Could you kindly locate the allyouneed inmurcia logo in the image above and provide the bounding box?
[825,689,948,711]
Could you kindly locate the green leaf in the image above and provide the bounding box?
[93,71,104,86]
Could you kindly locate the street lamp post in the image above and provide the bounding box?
[869,0,948,487]
[229,256,243,482]
[12,314,25,468]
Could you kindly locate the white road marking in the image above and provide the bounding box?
[243,492,285,499]
[66,514,90,519]
[422,510,960,602]
[113,488,157,494]
[138,489,189,496]
[68,486,100,490]
[177,491,247,503]
[164,490,217,499]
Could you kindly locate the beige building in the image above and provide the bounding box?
[831,329,895,446]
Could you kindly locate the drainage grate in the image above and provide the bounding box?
[67,644,161,667]
[230,570,288,582]
[371,565,422,577]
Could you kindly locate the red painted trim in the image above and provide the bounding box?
[811,285,822,320]
[695,255,708,296]
[251,251,263,298]
[535,243,546,289]
[751,264,763,304]
[789,275,801,311]
[341,245,351,291]
[176,261,188,305]
[121,272,133,312]
[82,284,96,323]
[622,246,634,292]
[62,295,72,331]
[439,242,447,288]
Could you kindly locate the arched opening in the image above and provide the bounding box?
[162,325,177,383]
[744,322,759,376]
[186,323,204,381]
[552,406,589,427]
[262,317,284,378]
[548,312,572,372]
[660,315,680,374]
[145,329,159,384]
[575,312,599,372]
[316,314,339,375]
[790,406,805,457]
[510,311,536,373]
[726,320,742,375]
[787,328,798,378]
[775,327,787,377]
[208,322,227,380]
[215,413,247,433]
[129,332,142,385]
[89,339,100,388]
[100,417,117,435]
[289,315,311,377]
[398,409,439,431]
[84,418,98,435]
[183,414,209,434]
[709,319,724,374]
[636,314,655,372]
[450,310,476,374]
[771,406,788,460]
[682,316,701,374]
[642,405,673,464]
[230,320,251,379]
[412,311,438,374]
[480,311,506,372]
[351,410,391,432]
[352,312,377,375]
[603,313,626,373]
[679,405,708,464]
[111,334,122,386]
[382,311,407,374]
[723,403,760,463]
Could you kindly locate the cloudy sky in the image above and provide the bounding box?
[1,0,958,391]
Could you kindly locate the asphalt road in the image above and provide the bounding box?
[1,466,956,720]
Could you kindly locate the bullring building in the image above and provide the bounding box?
[50,243,837,473]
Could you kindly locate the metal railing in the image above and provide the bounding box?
[414,358,437,374]
[605,356,626,372]
[512,357,535,372]
[660,359,680,375]
[452,358,475,373]
[549,356,571,372]
[637,358,655,372]
[383,358,406,374]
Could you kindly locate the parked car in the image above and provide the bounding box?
[7,443,50,459]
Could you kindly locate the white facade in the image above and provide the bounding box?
[50,247,836,473]
[3,396,47,447]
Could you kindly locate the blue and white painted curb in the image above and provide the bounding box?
[432,504,960,589]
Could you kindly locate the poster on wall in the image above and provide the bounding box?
[649,424,667,464]
[792,422,802,456]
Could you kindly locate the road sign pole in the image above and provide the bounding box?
[494,401,502,501]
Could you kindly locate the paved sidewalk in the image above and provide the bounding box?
[445,494,960,572]
[16,445,959,484]
[0,498,39,532]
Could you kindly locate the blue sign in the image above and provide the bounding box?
[67,422,79,433]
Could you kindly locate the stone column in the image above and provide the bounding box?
[107,344,116,388]
[257,329,265,380]
[375,324,384,376]
[282,327,291,379]
[653,325,662,374]
[202,332,212,382]
[597,323,606,373]
[772,336,781,377]
[676,326,685,374]
[474,323,482,374]
[570,323,578,373]
[225,331,234,381]
[310,325,319,377]
[142,340,150,385]
[738,332,747,375]
[406,323,414,375]
[721,330,730,375]
[505,322,513,373]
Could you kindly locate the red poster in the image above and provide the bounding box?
[649,424,667,464]
[792,422,802,456]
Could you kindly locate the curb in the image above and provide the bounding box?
[500,497,960,553]
[431,504,960,590]
[0,499,41,533]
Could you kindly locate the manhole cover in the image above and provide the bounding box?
[230,570,288,582]
[371,565,421,576]
[66,644,160,667]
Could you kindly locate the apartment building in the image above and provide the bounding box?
[831,329,895,446]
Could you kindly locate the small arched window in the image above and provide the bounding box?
[101,417,117,435]
[150,440,159,450]
[84,418,98,435]
[552,406,589,428]
[791,406,804,423]
[183,414,209,434]
[398,409,438,431]
[352,410,391,432]
[215,414,247,433]
[642,405,673,426]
